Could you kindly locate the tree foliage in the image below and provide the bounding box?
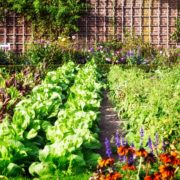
[0,0,86,39]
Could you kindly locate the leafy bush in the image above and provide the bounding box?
[25,40,88,65]
[0,50,23,65]
[25,42,65,65]
[107,65,180,148]
[0,0,86,39]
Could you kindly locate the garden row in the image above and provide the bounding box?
[0,60,102,178]
[107,65,180,148]
[90,61,180,180]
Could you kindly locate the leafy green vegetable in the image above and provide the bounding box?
[29,61,103,177]
[0,62,78,176]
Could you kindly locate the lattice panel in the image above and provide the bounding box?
[0,13,32,53]
[77,0,179,49]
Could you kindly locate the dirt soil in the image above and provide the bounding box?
[98,91,123,157]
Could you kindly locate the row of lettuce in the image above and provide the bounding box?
[0,60,103,178]
[107,65,180,148]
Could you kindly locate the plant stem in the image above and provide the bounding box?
[137,157,142,180]
[174,166,179,174]
[146,163,150,176]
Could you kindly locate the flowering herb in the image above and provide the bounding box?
[105,137,112,158]
[115,131,121,147]
[140,127,144,147]
[148,137,153,152]
[91,131,179,180]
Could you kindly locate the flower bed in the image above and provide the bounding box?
[91,130,180,180]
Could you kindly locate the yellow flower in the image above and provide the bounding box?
[61,38,66,42]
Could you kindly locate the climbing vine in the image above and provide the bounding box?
[171,18,180,43]
[0,0,86,39]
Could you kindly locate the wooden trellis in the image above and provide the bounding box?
[0,13,32,53]
[78,0,179,49]
[0,0,179,52]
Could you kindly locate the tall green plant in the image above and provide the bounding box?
[0,0,86,39]
[108,66,180,147]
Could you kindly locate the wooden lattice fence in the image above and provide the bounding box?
[0,0,179,52]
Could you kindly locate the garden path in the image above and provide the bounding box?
[98,91,123,157]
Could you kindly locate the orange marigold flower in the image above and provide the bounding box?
[153,172,162,180]
[122,164,136,171]
[175,158,180,166]
[159,165,175,178]
[117,145,135,156]
[117,145,129,156]
[98,158,115,168]
[144,172,161,180]
[170,151,180,166]
[170,151,178,157]
[136,148,148,157]
[159,152,179,165]
[106,172,122,180]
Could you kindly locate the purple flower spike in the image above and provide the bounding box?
[115,131,120,147]
[123,156,126,162]
[140,127,144,137]
[127,50,134,57]
[105,137,112,157]
[128,154,134,165]
[119,154,126,162]
[140,127,144,146]
[119,155,124,162]
[89,47,94,53]
[148,137,153,152]
[121,137,125,146]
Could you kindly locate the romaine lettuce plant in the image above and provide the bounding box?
[29,61,103,178]
[0,62,78,176]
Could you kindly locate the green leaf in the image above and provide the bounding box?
[29,162,56,177]
[84,152,101,168]
[26,128,38,139]
[7,163,22,176]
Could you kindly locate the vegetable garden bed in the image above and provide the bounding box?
[0,52,179,179]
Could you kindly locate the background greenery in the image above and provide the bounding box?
[0,0,86,39]
[107,65,180,149]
